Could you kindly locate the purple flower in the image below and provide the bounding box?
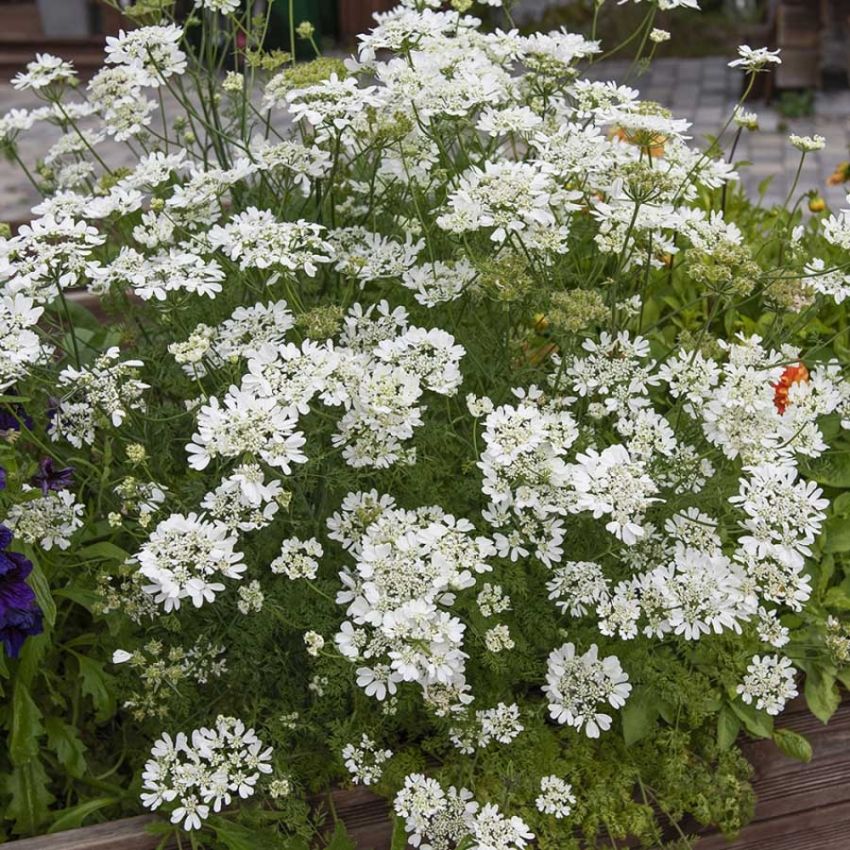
[0,466,6,490]
[0,402,32,434]
[0,525,43,658]
[0,605,43,659]
[31,457,74,495]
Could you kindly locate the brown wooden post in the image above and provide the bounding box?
[338,0,395,46]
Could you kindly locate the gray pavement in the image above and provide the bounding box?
[0,55,848,224]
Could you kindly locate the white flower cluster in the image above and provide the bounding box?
[50,347,148,448]
[341,734,393,785]
[140,716,273,830]
[394,774,534,850]
[736,654,799,715]
[5,486,83,550]
[0,294,47,390]
[331,490,494,709]
[135,513,245,611]
[543,642,632,738]
[186,300,464,471]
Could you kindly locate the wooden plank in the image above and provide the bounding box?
[10,815,174,850]
[695,799,850,849]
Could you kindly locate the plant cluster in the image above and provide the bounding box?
[1,0,850,848]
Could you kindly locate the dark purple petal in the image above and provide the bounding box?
[0,604,43,658]
[0,403,32,433]
[32,457,75,494]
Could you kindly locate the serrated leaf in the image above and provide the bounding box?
[621,688,658,746]
[45,717,87,778]
[772,727,813,763]
[10,682,44,766]
[2,758,55,834]
[17,632,48,685]
[803,452,850,488]
[75,654,116,722]
[717,704,741,750]
[730,699,773,739]
[48,796,118,833]
[805,669,840,723]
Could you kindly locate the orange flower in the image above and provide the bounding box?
[613,127,666,158]
[827,161,850,187]
[773,362,809,414]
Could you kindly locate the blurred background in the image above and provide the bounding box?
[1,0,850,222]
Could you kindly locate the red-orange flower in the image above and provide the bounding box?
[773,362,809,414]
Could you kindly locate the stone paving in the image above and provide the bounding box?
[0,55,848,223]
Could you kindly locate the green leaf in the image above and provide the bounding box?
[48,797,119,833]
[2,758,56,834]
[391,816,409,850]
[717,704,741,750]
[824,586,850,611]
[10,682,44,766]
[621,688,658,746]
[325,821,357,850]
[805,669,841,723]
[76,654,116,722]
[54,586,102,613]
[823,516,850,553]
[45,717,88,778]
[804,452,850,488]
[27,560,56,629]
[77,542,130,563]
[730,700,774,739]
[772,727,813,763]
[17,632,49,685]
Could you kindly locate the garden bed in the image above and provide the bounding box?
[14,697,850,850]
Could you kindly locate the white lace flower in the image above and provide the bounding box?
[543,642,631,737]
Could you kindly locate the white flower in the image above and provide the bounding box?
[136,513,245,611]
[208,208,334,276]
[186,387,307,472]
[4,487,84,551]
[543,642,631,737]
[0,293,47,390]
[195,0,239,12]
[736,654,798,715]
[547,561,610,617]
[728,45,781,71]
[535,775,575,819]
[12,53,76,90]
[140,717,272,830]
[569,445,660,545]
[789,134,826,153]
[341,734,392,785]
[477,702,523,745]
[470,803,534,850]
[731,464,828,568]
[271,537,323,580]
[105,25,187,87]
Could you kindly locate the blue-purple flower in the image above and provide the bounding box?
[0,402,32,435]
[31,457,74,494]
[0,524,43,658]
